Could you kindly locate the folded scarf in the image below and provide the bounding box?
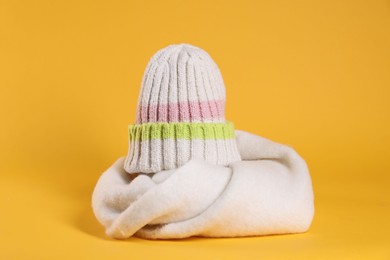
[92,130,315,239]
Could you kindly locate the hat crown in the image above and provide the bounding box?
[136,43,226,124]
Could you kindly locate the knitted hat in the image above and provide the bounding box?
[124,43,241,174]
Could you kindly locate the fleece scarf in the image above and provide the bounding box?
[92,130,314,239]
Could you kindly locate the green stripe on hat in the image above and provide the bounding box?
[128,122,236,141]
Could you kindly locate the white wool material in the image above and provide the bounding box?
[137,44,226,109]
[125,138,241,174]
[92,130,315,239]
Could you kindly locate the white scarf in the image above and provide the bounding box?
[92,130,315,239]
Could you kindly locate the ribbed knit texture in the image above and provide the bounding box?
[124,43,241,174]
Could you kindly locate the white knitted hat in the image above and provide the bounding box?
[124,43,241,174]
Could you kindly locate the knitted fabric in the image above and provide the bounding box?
[124,44,241,174]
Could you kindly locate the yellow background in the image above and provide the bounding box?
[1,0,389,258]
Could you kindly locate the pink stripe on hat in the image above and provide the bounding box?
[136,99,225,123]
